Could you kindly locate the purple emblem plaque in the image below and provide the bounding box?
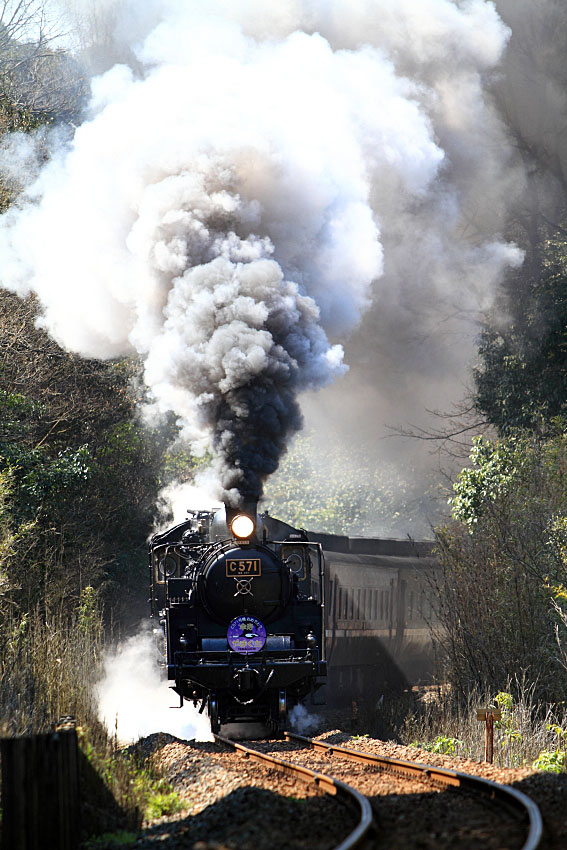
[227,615,266,655]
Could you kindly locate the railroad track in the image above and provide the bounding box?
[215,731,543,850]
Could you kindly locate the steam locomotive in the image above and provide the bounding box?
[149,501,326,732]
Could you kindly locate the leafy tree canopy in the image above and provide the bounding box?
[438,422,567,699]
[263,431,443,538]
[450,435,519,531]
[475,234,567,433]
[0,292,171,617]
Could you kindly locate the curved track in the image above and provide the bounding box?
[214,733,374,850]
[215,731,543,850]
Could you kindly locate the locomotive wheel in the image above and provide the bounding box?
[209,693,220,733]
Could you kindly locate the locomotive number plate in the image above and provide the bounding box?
[226,558,261,577]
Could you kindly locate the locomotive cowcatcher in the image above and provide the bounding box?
[149,500,326,732]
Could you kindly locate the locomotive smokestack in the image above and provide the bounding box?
[225,498,259,533]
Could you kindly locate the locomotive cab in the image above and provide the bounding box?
[149,502,326,733]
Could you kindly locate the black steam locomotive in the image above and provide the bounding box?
[149,502,326,732]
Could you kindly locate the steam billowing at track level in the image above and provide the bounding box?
[0,0,526,503]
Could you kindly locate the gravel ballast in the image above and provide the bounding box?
[110,725,567,850]
[126,734,356,850]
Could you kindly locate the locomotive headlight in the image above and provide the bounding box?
[230,514,255,539]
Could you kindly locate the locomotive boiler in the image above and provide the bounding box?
[149,501,326,732]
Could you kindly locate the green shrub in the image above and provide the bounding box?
[533,749,566,773]
[436,425,567,701]
[81,831,137,848]
[533,723,567,773]
[418,735,465,756]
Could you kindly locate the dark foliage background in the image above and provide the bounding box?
[0,291,170,625]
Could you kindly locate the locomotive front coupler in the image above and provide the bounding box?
[233,664,259,691]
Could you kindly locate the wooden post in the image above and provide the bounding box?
[1,724,80,850]
[485,711,494,763]
[477,708,501,764]
[351,699,358,729]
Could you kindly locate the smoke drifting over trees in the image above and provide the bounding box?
[0,0,565,510]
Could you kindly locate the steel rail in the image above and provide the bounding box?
[285,731,543,850]
[214,733,374,850]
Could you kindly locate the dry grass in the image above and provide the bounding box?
[0,595,177,837]
[0,593,103,736]
[354,679,567,769]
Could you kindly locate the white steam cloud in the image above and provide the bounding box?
[289,703,321,735]
[157,479,222,527]
[96,629,213,743]
[0,0,524,502]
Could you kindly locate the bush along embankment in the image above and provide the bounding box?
[340,683,567,773]
[434,427,567,705]
[406,424,567,773]
[0,291,189,842]
[0,579,184,843]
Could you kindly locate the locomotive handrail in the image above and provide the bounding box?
[315,543,326,661]
[285,732,543,850]
[214,733,374,850]
[174,649,320,662]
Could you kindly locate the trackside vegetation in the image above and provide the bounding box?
[349,686,567,771]
[0,298,184,835]
[435,426,567,702]
[423,227,567,770]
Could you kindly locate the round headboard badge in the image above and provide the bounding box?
[227,616,266,655]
